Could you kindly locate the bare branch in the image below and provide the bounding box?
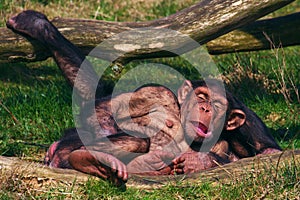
[0,0,294,63]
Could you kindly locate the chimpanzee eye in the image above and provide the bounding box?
[197,93,207,102]
[213,101,226,111]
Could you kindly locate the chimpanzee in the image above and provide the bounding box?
[43,78,281,184]
[45,84,188,186]
[7,10,281,186]
[172,79,281,173]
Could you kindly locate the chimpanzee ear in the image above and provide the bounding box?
[226,109,246,131]
[178,80,193,104]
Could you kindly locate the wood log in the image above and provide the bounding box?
[0,150,299,190]
[0,0,294,63]
[207,12,300,54]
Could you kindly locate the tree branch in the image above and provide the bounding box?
[0,0,294,63]
[0,150,299,190]
[207,12,300,54]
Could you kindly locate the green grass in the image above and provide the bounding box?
[0,60,73,159]
[0,0,299,199]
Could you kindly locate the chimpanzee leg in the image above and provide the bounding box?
[6,10,100,100]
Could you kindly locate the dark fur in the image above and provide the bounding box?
[191,80,281,159]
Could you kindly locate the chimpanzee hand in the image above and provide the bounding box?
[172,151,218,174]
[127,150,184,175]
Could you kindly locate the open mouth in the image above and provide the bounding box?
[191,121,212,138]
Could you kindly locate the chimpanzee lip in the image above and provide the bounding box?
[191,121,211,138]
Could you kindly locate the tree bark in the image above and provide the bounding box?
[0,150,299,190]
[207,12,300,54]
[0,0,294,63]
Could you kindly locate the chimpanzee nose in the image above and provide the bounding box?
[200,104,210,112]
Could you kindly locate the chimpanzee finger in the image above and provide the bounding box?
[117,163,128,182]
[108,158,127,181]
[110,159,117,172]
[172,156,185,165]
[97,166,109,179]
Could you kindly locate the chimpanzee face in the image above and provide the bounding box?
[178,80,228,145]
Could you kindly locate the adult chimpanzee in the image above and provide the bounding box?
[7,10,281,186]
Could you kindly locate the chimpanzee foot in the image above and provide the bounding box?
[69,150,128,187]
[44,141,59,166]
[6,10,59,45]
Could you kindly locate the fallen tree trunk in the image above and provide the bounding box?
[207,12,300,54]
[0,150,299,191]
[0,0,294,63]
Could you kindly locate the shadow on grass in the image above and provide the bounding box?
[0,62,65,86]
